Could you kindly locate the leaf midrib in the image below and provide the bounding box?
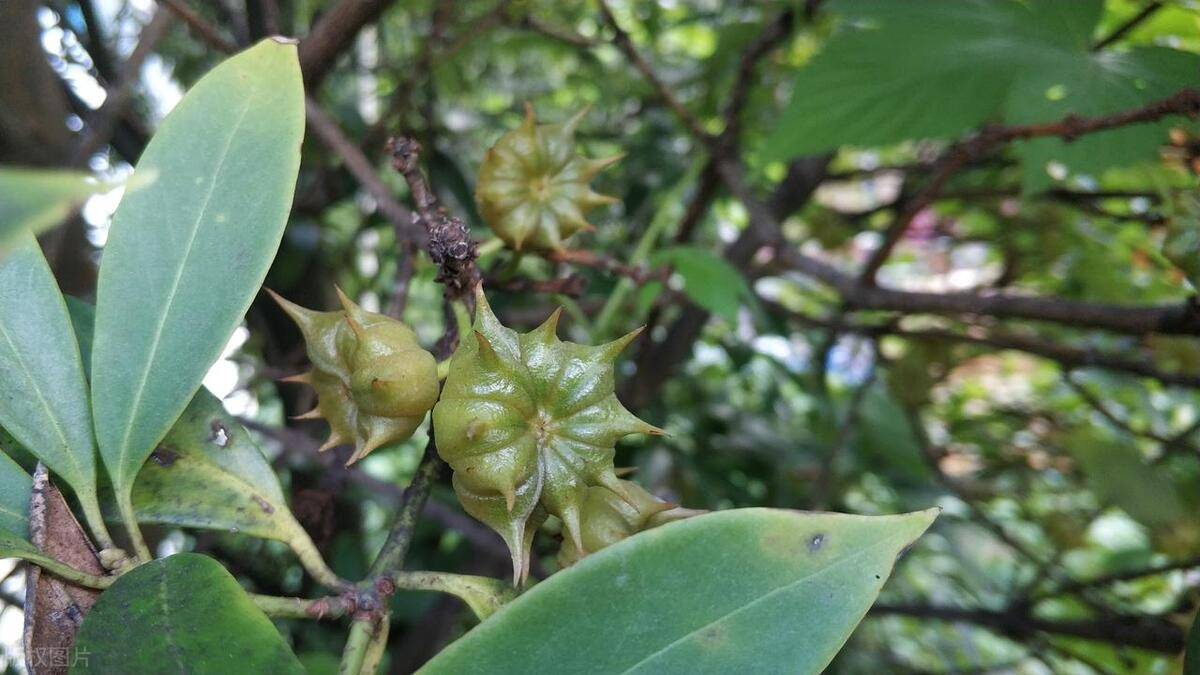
[110,92,255,489]
[618,526,915,673]
[155,563,186,671]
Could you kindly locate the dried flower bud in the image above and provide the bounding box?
[475,105,621,253]
[269,289,438,465]
[433,286,661,582]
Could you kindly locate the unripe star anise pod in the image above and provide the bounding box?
[556,479,673,568]
[433,287,662,583]
[474,105,621,253]
[269,289,439,465]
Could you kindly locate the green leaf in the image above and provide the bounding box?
[1067,430,1185,529]
[129,391,342,585]
[90,39,304,514]
[766,0,1197,187]
[420,508,938,674]
[71,553,304,674]
[0,451,30,540]
[1006,46,1200,191]
[651,246,753,323]
[0,232,106,537]
[0,168,110,247]
[68,299,343,588]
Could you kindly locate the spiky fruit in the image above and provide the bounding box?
[269,289,439,465]
[433,286,662,583]
[475,105,621,253]
[556,479,673,568]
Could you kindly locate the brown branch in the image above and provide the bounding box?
[72,9,174,165]
[387,136,480,308]
[77,0,117,83]
[514,15,602,48]
[485,274,589,298]
[774,245,1200,337]
[781,308,1200,389]
[721,8,795,142]
[596,0,709,141]
[298,0,400,88]
[1065,375,1172,439]
[160,0,237,53]
[1036,554,1200,601]
[871,603,1183,654]
[858,88,1200,284]
[304,98,421,243]
[547,249,665,285]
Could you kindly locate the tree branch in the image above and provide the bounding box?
[160,0,237,52]
[1093,2,1164,51]
[871,603,1183,654]
[859,88,1200,284]
[596,0,709,141]
[778,243,1200,337]
[304,98,421,244]
[298,0,400,88]
[71,8,174,165]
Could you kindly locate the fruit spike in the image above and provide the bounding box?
[556,480,680,568]
[474,105,622,253]
[268,289,439,466]
[433,285,662,583]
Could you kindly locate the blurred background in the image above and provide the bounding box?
[4,0,1200,672]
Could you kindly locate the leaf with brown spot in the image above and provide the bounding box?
[421,508,939,674]
[121,391,342,587]
[23,465,103,675]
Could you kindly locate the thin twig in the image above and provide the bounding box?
[1092,2,1164,51]
[159,0,237,53]
[596,0,710,141]
[72,8,174,164]
[367,438,443,577]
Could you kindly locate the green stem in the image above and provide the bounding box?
[286,524,352,591]
[250,593,353,620]
[391,571,515,621]
[497,250,525,280]
[20,550,114,589]
[338,618,376,675]
[368,439,441,577]
[450,298,473,339]
[117,491,152,562]
[476,236,505,259]
[360,614,390,675]
[78,492,116,553]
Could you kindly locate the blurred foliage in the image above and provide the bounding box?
[9,0,1200,672]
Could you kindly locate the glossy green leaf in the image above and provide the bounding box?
[651,246,753,323]
[69,299,343,588]
[90,39,304,512]
[0,232,105,535]
[0,168,109,247]
[766,0,1197,189]
[71,553,304,674]
[421,508,938,674]
[0,451,30,540]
